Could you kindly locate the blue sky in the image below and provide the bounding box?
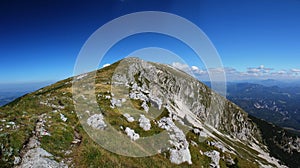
[1,0,300,84]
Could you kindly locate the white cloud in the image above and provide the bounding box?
[192,65,207,75]
[191,66,199,71]
[102,63,111,68]
[247,68,261,73]
[291,68,300,73]
[171,62,300,81]
[208,68,225,73]
[171,62,192,73]
[273,70,287,75]
[171,63,207,76]
[247,65,274,75]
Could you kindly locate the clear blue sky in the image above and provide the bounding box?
[1,0,300,84]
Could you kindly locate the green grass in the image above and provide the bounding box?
[41,123,74,158]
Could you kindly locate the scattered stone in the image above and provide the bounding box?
[190,140,198,147]
[207,141,227,153]
[225,157,235,165]
[125,127,140,141]
[65,150,72,155]
[121,98,126,103]
[158,117,192,165]
[199,131,208,138]
[193,128,208,137]
[40,130,51,136]
[170,148,192,165]
[204,150,220,168]
[40,101,65,109]
[36,115,51,136]
[81,95,87,100]
[72,139,81,144]
[193,128,200,134]
[138,115,151,131]
[60,113,68,122]
[14,156,21,165]
[7,121,15,125]
[110,98,122,108]
[87,114,107,130]
[123,113,135,122]
[141,101,149,112]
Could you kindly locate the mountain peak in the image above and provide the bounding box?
[0,58,297,167]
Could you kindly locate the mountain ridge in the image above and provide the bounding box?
[0,57,298,167]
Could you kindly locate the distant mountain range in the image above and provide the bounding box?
[0,81,54,106]
[0,92,27,106]
[229,79,300,88]
[226,82,300,133]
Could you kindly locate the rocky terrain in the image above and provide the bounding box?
[0,57,299,167]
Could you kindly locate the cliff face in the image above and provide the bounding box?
[0,57,296,168]
[111,58,260,142]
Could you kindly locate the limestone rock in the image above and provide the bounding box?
[87,114,107,130]
[204,150,220,168]
[158,117,192,165]
[123,113,135,122]
[138,115,151,131]
[125,127,140,141]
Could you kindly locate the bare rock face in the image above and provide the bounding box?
[113,58,260,143]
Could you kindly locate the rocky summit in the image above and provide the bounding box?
[0,57,299,167]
